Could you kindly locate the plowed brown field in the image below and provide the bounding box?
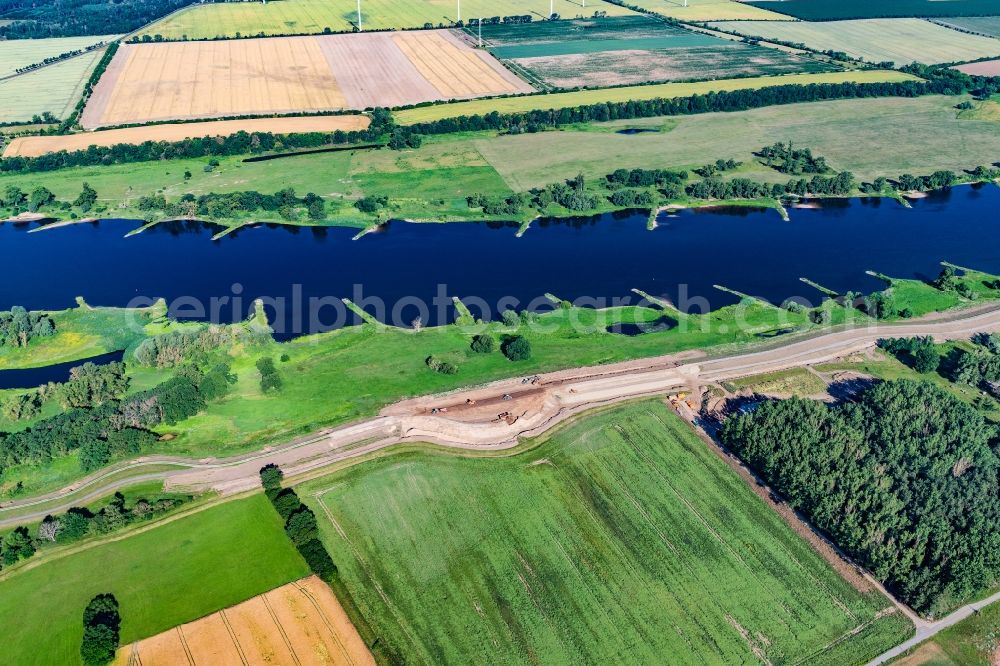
[113,576,374,666]
[80,31,531,128]
[2,115,370,157]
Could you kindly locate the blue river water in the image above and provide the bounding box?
[0,184,997,340]
[0,350,124,389]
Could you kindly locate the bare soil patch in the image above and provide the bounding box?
[114,575,374,666]
[3,115,370,157]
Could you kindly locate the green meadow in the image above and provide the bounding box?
[300,401,912,664]
[0,494,308,665]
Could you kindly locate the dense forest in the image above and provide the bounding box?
[720,380,1000,616]
[0,0,197,38]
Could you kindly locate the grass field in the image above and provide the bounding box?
[395,69,914,123]
[143,0,637,40]
[0,47,105,123]
[82,33,528,128]
[0,35,117,78]
[479,16,835,88]
[468,95,1000,190]
[0,494,308,665]
[934,16,1000,39]
[709,18,1000,65]
[744,0,1000,20]
[624,0,788,21]
[300,401,911,664]
[723,367,827,396]
[957,93,1000,120]
[893,602,1000,665]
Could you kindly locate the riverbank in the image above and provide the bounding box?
[1,96,998,233]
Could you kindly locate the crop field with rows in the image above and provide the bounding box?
[301,401,912,665]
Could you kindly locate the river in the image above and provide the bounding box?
[0,184,997,340]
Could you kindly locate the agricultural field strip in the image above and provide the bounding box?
[2,115,371,158]
[0,35,118,79]
[708,18,1000,65]
[473,16,837,88]
[305,403,903,664]
[624,0,788,21]
[0,48,106,124]
[113,576,375,666]
[955,59,1000,76]
[142,0,639,40]
[81,32,529,128]
[932,16,1000,39]
[744,0,1000,21]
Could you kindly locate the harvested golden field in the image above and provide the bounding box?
[81,31,530,128]
[3,115,370,157]
[113,576,374,666]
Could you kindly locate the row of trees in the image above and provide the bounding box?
[861,170,960,195]
[0,491,186,571]
[260,465,338,581]
[407,78,970,138]
[135,187,327,222]
[0,306,55,348]
[0,110,394,174]
[719,380,1000,616]
[13,41,108,75]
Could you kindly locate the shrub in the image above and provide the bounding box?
[256,357,282,393]
[500,310,520,327]
[470,334,496,354]
[502,336,532,362]
[80,594,120,666]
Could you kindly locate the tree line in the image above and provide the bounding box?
[259,465,338,581]
[135,187,328,222]
[406,77,972,139]
[720,379,1000,616]
[0,490,187,571]
[0,120,390,174]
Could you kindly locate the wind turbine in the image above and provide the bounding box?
[357,0,362,30]
[457,0,461,22]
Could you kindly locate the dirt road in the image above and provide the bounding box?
[866,588,1000,665]
[4,304,1000,527]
